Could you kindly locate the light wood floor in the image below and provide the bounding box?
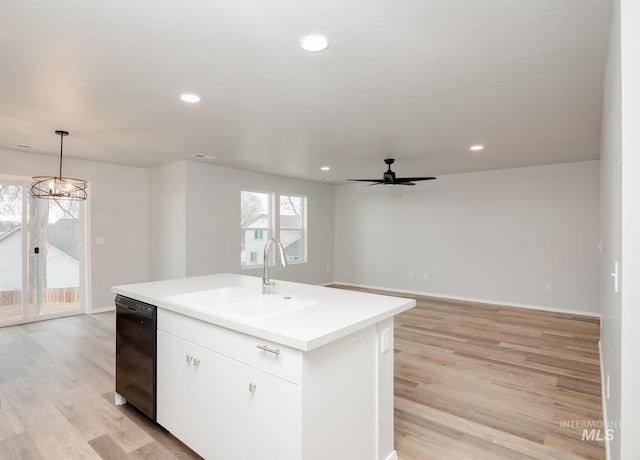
[334,286,605,460]
[0,289,604,459]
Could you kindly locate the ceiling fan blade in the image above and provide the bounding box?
[349,159,437,186]
[394,177,436,183]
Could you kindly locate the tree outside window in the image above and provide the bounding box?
[279,194,306,263]
[240,191,269,267]
[240,191,307,268]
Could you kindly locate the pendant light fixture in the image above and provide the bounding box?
[32,130,87,201]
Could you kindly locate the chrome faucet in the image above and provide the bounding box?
[262,238,288,294]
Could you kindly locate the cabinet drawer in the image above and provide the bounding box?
[249,340,300,384]
[158,309,300,383]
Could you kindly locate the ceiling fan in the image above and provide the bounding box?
[347,158,436,186]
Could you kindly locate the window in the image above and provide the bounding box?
[279,194,306,263]
[241,191,270,267]
[240,190,307,268]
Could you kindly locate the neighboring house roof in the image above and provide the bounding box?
[244,214,268,228]
[283,238,300,254]
[0,221,20,235]
[0,225,78,261]
[48,219,80,260]
[0,225,21,242]
[244,214,301,228]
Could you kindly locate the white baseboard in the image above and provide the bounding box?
[330,281,601,318]
[599,341,611,460]
[90,305,115,314]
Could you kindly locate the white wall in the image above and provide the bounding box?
[149,162,186,280]
[600,0,622,455]
[335,161,600,314]
[619,0,640,455]
[600,0,640,457]
[148,161,335,285]
[0,148,149,310]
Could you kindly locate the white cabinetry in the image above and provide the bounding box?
[250,368,299,460]
[157,311,300,459]
[157,330,251,459]
[156,308,389,460]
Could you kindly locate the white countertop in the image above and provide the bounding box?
[112,273,415,351]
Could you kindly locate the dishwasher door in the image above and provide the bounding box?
[115,295,157,421]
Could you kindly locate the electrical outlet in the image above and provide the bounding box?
[545,282,552,291]
[408,271,413,279]
[423,272,429,280]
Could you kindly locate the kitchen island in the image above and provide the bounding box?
[112,273,415,460]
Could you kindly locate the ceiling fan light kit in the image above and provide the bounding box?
[32,130,88,201]
[347,158,436,186]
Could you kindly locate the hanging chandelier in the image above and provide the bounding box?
[32,130,87,201]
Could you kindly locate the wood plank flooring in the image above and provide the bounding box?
[0,313,200,459]
[0,289,604,459]
[333,286,605,460]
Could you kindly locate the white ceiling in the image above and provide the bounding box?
[0,0,612,183]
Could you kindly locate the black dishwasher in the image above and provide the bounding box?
[115,294,157,421]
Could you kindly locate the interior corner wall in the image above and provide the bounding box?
[334,161,600,314]
[0,148,149,310]
[183,161,335,285]
[600,0,622,457]
[600,0,640,457]
[148,161,186,281]
[619,0,640,456]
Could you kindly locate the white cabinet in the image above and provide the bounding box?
[157,315,300,459]
[250,368,299,460]
[157,330,251,459]
[157,331,196,448]
[156,308,387,460]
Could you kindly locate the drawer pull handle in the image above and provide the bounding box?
[256,344,280,355]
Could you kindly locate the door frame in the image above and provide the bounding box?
[0,174,90,326]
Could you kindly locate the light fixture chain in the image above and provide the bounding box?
[59,131,64,179]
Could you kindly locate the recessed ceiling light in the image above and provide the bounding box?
[469,145,484,151]
[300,34,329,52]
[320,166,331,171]
[180,94,200,103]
[192,153,216,160]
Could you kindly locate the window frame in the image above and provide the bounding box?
[240,190,307,269]
[240,189,272,268]
[278,193,307,265]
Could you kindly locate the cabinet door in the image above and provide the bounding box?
[157,330,196,447]
[194,346,251,459]
[250,370,300,460]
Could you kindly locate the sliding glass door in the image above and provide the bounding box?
[0,183,24,323]
[0,178,85,325]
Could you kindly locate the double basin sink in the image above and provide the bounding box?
[167,286,316,322]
